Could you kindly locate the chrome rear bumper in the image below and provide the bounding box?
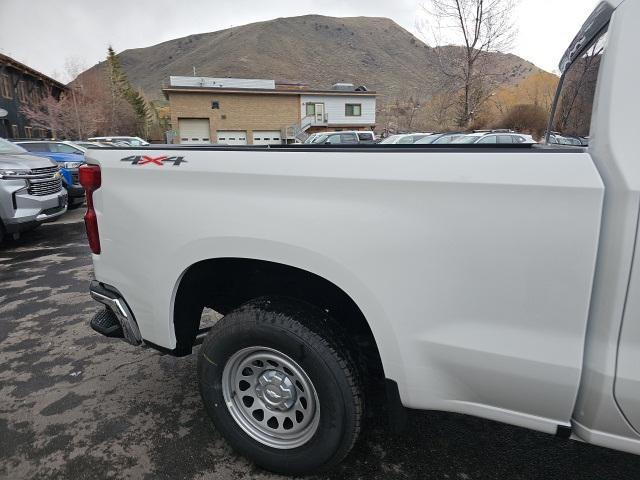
[89,280,142,346]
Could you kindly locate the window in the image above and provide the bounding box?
[0,74,12,99]
[29,85,39,103]
[357,132,374,141]
[340,133,358,144]
[548,26,608,146]
[17,81,27,102]
[305,103,315,116]
[50,143,83,154]
[325,134,342,144]
[0,137,27,154]
[498,135,514,144]
[345,104,362,116]
[478,135,497,144]
[24,126,32,138]
[435,134,464,144]
[20,142,49,152]
[398,134,427,144]
[1,76,10,98]
[211,101,220,109]
[35,84,45,102]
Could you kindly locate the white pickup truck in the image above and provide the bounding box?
[81,1,640,474]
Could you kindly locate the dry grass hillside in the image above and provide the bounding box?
[77,15,545,102]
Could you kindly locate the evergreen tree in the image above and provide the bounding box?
[105,46,150,137]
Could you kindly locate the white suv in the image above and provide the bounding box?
[88,136,149,146]
[453,132,537,144]
[305,131,375,145]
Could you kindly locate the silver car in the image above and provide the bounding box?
[0,138,67,241]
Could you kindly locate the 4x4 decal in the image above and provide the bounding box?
[121,155,186,166]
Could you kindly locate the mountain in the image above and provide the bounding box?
[78,15,544,102]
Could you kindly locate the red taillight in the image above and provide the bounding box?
[79,164,101,191]
[79,164,102,254]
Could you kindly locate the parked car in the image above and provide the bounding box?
[548,133,587,146]
[452,132,537,144]
[380,133,433,144]
[88,136,149,146]
[414,132,466,144]
[81,1,639,476]
[14,141,85,208]
[304,131,375,145]
[0,138,67,242]
[303,133,323,144]
[89,141,131,147]
[66,141,107,150]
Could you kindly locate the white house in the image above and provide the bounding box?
[300,89,377,133]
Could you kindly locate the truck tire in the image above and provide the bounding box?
[197,297,363,475]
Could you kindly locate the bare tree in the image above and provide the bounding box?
[20,94,65,138]
[419,0,518,127]
[423,89,458,129]
[20,86,106,140]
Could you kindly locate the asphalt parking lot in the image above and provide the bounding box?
[2,209,640,479]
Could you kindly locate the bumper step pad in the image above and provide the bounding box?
[90,308,124,339]
[89,281,142,346]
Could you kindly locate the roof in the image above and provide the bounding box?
[162,85,377,99]
[0,53,67,90]
[169,76,276,89]
[463,132,487,137]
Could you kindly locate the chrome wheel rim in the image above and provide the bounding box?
[221,346,320,449]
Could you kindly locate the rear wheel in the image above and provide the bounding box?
[197,297,363,475]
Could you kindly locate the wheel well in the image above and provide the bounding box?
[173,258,385,382]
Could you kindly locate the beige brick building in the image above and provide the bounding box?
[163,76,377,145]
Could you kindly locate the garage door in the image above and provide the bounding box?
[178,118,211,144]
[217,131,247,145]
[252,130,282,145]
